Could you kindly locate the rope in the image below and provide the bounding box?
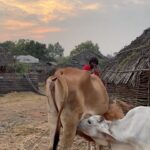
[23,74,46,96]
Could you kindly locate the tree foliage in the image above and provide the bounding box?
[0,39,64,62]
[70,41,100,56]
[57,56,71,67]
[15,62,30,74]
[0,41,16,52]
[47,42,64,59]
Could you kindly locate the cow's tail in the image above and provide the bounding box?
[46,73,68,150]
[53,74,68,150]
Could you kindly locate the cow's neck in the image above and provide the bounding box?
[110,142,139,150]
[109,120,129,142]
[109,122,142,150]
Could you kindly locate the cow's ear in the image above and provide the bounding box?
[97,116,105,123]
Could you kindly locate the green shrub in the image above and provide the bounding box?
[15,63,30,74]
[57,56,70,67]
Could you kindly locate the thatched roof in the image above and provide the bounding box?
[0,46,13,66]
[102,28,150,87]
[59,49,108,69]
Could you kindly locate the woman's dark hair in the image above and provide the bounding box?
[89,57,99,65]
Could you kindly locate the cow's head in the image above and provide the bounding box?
[78,115,116,146]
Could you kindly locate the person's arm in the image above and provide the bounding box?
[92,67,100,77]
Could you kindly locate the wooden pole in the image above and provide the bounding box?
[148,77,150,106]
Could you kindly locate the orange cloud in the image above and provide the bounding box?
[0,0,104,23]
[0,26,64,41]
[0,32,45,41]
[3,20,35,30]
[0,0,75,23]
[0,0,104,41]
[0,33,12,41]
[0,18,63,40]
[31,27,63,34]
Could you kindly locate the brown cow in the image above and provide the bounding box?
[103,100,125,121]
[114,99,134,114]
[46,67,109,150]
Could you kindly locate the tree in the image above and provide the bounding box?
[57,56,70,67]
[15,39,48,61]
[15,39,28,55]
[70,41,100,56]
[47,42,64,59]
[25,40,47,61]
[0,41,16,52]
[106,54,113,59]
[0,40,64,62]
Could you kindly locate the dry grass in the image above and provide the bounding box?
[0,92,90,150]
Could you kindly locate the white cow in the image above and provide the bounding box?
[78,106,150,150]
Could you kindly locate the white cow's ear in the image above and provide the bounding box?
[102,132,116,143]
[97,116,105,123]
[97,121,116,143]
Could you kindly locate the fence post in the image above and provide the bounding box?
[148,76,150,106]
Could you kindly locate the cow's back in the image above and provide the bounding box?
[84,74,109,114]
[55,67,109,115]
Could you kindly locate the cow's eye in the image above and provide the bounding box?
[88,120,92,124]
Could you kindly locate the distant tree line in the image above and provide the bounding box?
[70,41,101,56]
[0,39,108,65]
[0,39,64,62]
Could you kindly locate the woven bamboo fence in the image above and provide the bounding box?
[105,69,150,106]
[0,73,38,94]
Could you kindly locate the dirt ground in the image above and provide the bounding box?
[0,92,93,150]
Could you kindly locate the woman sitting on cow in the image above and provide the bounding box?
[82,57,101,77]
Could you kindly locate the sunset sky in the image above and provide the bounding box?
[0,0,150,56]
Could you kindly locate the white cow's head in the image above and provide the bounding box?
[78,115,116,146]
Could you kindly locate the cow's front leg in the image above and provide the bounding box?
[60,113,79,150]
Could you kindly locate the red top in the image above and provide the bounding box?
[82,64,100,77]
[82,64,91,71]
